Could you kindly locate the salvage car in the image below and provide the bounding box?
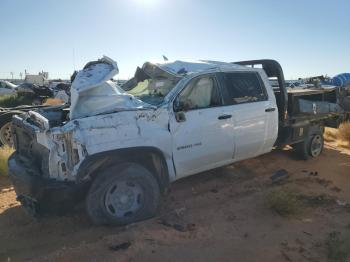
[8,57,345,225]
[0,80,17,96]
[0,81,70,146]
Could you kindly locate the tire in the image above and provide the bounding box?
[86,162,160,226]
[0,113,15,146]
[295,127,324,160]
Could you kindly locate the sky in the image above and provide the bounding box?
[0,0,349,80]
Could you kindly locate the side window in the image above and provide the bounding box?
[175,76,221,111]
[222,72,267,105]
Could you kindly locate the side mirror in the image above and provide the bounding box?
[175,111,186,122]
[174,97,183,112]
[174,97,192,112]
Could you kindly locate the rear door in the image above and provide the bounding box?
[170,74,235,178]
[217,71,278,161]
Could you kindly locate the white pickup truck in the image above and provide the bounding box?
[8,57,344,225]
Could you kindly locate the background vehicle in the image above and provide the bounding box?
[8,57,345,225]
[0,81,70,146]
[0,80,17,96]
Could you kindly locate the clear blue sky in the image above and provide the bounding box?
[0,0,349,80]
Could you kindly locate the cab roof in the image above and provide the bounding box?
[152,60,247,76]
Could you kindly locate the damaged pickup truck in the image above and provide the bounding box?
[8,57,345,225]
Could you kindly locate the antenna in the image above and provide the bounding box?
[73,48,76,70]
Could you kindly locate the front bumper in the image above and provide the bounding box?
[8,153,86,216]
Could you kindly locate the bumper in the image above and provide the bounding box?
[8,153,86,216]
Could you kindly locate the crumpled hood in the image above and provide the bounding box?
[70,56,148,120]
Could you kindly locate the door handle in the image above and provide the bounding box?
[218,114,232,120]
[265,107,276,112]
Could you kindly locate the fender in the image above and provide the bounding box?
[75,146,171,192]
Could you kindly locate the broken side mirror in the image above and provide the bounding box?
[175,111,186,122]
[174,97,192,112]
[174,97,187,122]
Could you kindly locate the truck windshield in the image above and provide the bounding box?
[127,77,180,105]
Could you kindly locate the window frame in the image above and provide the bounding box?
[173,73,224,112]
[218,71,269,106]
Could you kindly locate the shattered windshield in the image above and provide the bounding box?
[127,77,180,105]
[123,63,181,105]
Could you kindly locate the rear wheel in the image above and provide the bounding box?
[295,127,324,160]
[86,162,160,226]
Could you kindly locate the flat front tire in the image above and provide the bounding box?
[86,162,160,226]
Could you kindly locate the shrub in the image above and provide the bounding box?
[0,146,14,177]
[324,128,337,142]
[265,189,301,216]
[338,122,350,144]
[0,93,34,108]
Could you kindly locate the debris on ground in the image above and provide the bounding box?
[158,220,196,232]
[331,186,342,192]
[270,169,289,184]
[303,231,313,236]
[336,199,347,206]
[307,171,318,176]
[174,207,186,218]
[109,242,131,251]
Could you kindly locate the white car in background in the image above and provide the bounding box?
[0,80,17,96]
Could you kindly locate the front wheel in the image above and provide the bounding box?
[86,163,160,226]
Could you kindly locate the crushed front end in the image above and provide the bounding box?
[8,109,87,216]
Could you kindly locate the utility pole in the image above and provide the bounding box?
[73,48,76,71]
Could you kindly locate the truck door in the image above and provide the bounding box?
[170,74,235,178]
[217,71,278,161]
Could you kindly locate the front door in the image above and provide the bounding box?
[170,74,235,178]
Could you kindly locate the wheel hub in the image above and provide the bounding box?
[0,122,13,146]
[310,134,322,157]
[104,181,143,218]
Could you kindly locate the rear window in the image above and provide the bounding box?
[222,72,267,105]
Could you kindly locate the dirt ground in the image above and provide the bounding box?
[1,142,349,262]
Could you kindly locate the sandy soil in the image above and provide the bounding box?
[0,143,349,262]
